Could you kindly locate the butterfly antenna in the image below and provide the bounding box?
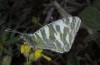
[5,28,23,35]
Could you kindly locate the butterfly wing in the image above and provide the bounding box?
[21,16,81,53]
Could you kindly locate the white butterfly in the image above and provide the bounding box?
[6,16,81,53]
[20,16,81,53]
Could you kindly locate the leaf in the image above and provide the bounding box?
[1,31,8,42]
[1,55,12,65]
[3,47,13,56]
[79,6,100,31]
[5,37,18,46]
[93,0,100,10]
[32,17,39,23]
[66,53,80,65]
[0,41,4,51]
[84,32,100,43]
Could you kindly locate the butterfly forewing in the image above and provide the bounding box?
[22,16,81,53]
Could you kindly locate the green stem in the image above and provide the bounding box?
[26,56,29,65]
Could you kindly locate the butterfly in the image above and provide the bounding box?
[6,16,81,53]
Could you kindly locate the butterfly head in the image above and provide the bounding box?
[5,28,35,47]
[20,34,34,46]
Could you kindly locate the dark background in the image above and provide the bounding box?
[0,0,100,65]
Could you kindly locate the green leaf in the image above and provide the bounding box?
[3,48,13,56]
[32,17,38,23]
[93,0,100,10]
[84,32,100,43]
[66,53,80,65]
[5,37,18,45]
[1,55,12,65]
[29,52,34,61]
[1,31,8,42]
[79,6,100,31]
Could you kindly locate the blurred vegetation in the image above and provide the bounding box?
[0,0,100,65]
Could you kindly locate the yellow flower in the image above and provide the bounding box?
[20,42,31,56]
[29,49,43,61]
[20,42,51,61]
[33,49,43,59]
[29,49,51,61]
